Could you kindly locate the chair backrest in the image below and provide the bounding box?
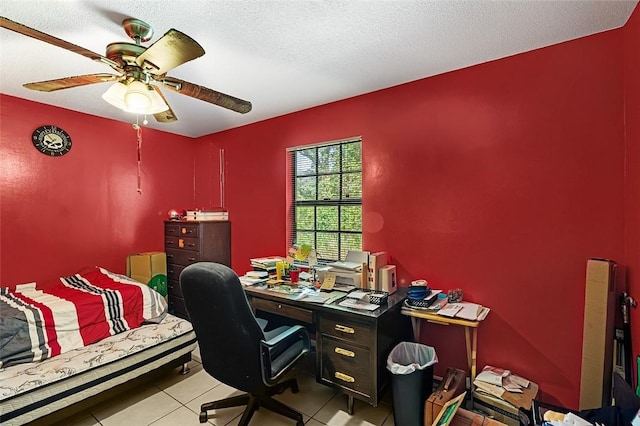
[180,262,265,393]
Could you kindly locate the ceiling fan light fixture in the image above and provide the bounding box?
[145,87,170,114]
[102,80,169,115]
[101,82,128,110]
[124,80,152,113]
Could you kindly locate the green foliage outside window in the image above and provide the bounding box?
[290,138,362,262]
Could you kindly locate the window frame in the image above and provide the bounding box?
[287,137,362,262]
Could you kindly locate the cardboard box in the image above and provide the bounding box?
[472,383,537,426]
[579,258,616,410]
[126,252,168,296]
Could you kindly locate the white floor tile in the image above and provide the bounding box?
[149,406,204,425]
[91,385,182,426]
[273,372,337,417]
[184,383,246,426]
[224,407,310,426]
[313,393,393,426]
[155,363,221,404]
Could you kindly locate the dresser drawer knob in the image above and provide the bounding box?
[188,257,196,262]
[335,347,355,358]
[278,304,282,309]
[335,372,355,383]
[335,324,355,334]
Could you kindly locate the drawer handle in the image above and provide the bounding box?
[167,254,174,259]
[335,347,355,358]
[187,243,196,248]
[335,372,355,383]
[166,241,175,246]
[188,257,196,262]
[335,324,355,334]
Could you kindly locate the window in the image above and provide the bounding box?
[288,137,362,262]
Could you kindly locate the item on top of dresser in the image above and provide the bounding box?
[411,279,428,286]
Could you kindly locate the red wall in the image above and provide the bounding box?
[1,9,637,409]
[623,5,640,375]
[205,29,627,408]
[0,96,220,284]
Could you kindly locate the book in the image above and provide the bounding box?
[367,251,387,290]
[250,256,286,269]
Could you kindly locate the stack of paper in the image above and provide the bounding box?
[239,275,269,286]
[250,256,286,271]
[474,365,531,400]
[437,302,490,321]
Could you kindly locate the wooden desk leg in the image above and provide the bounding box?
[470,328,478,386]
[410,316,421,342]
[464,327,478,406]
[464,327,473,405]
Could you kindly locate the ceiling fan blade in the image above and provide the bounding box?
[135,29,205,75]
[151,86,178,123]
[0,17,119,69]
[24,73,120,92]
[159,76,252,114]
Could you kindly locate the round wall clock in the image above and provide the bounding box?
[32,125,72,156]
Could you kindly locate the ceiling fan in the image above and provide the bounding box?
[0,16,252,122]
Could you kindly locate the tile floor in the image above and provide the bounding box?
[37,346,398,426]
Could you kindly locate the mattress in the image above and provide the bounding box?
[0,313,197,426]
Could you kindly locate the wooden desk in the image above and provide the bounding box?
[245,286,411,414]
[400,307,485,391]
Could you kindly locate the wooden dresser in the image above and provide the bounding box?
[164,220,231,319]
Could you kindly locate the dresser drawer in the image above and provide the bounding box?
[168,296,189,320]
[165,236,200,252]
[166,249,200,266]
[164,222,180,237]
[250,297,313,324]
[177,224,199,237]
[319,315,374,344]
[320,336,372,396]
[167,264,185,282]
[167,279,182,298]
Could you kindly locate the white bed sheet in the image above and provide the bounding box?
[0,314,196,426]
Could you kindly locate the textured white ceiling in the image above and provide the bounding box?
[1,0,637,138]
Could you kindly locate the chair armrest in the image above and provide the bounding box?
[260,325,310,386]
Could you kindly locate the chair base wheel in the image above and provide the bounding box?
[199,412,207,423]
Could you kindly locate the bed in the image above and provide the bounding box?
[0,266,198,426]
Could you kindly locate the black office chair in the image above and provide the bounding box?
[180,262,310,426]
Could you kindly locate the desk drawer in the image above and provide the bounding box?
[250,297,313,324]
[165,236,200,252]
[166,249,200,266]
[320,336,372,396]
[319,315,374,344]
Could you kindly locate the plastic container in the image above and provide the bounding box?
[387,342,438,426]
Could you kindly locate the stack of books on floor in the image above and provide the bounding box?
[185,210,229,221]
[250,256,286,275]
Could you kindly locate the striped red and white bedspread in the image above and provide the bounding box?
[0,266,167,368]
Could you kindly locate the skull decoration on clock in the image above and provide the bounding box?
[32,125,72,156]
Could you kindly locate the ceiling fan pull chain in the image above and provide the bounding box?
[136,124,143,194]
